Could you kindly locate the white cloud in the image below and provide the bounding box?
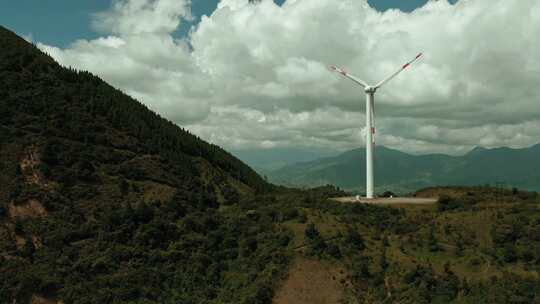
[92,0,192,35]
[38,0,211,124]
[36,0,540,155]
[22,33,34,43]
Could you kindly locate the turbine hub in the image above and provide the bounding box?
[364,86,376,93]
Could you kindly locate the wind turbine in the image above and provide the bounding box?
[330,53,423,199]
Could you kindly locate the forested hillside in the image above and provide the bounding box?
[0,25,269,195]
[0,25,283,303]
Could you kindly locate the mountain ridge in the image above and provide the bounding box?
[0,25,289,303]
[267,143,540,193]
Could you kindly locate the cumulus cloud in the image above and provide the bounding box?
[38,0,211,124]
[37,0,540,155]
[92,0,192,35]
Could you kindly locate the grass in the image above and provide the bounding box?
[291,192,539,287]
[281,208,347,249]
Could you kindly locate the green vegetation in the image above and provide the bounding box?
[279,187,540,303]
[0,25,280,303]
[1,25,540,304]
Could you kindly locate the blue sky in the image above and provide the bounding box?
[1,0,457,47]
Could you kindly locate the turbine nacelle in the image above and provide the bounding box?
[364,86,376,94]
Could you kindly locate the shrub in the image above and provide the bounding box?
[469,257,482,267]
[297,211,307,223]
[351,256,370,280]
[503,244,517,263]
[305,223,320,240]
[345,228,365,251]
[381,191,395,198]
[283,207,298,220]
[437,195,476,212]
[327,244,342,258]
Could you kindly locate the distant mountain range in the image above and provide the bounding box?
[231,147,335,171]
[264,144,540,193]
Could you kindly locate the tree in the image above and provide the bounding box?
[298,211,307,223]
[382,234,390,247]
[428,227,440,252]
[503,244,517,263]
[382,191,395,198]
[327,244,342,258]
[305,223,320,240]
[380,249,389,271]
[120,179,129,196]
[345,228,365,251]
[351,256,370,280]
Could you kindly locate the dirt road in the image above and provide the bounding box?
[330,196,438,205]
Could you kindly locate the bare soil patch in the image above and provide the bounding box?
[19,145,46,186]
[8,199,48,219]
[31,295,63,304]
[273,258,348,304]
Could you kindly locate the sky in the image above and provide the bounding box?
[2,0,539,156]
[0,0,456,46]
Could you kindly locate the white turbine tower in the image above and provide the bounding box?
[330,53,423,199]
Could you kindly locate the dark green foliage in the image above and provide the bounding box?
[351,255,370,280]
[379,249,388,271]
[0,26,270,194]
[297,211,307,223]
[437,194,477,212]
[502,244,517,263]
[0,26,284,304]
[304,223,329,257]
[282,207,299,220]
[381,190,395,198]
[344,228,365,251]
[401,265,459,303]
[2,193,293,303]
[428,226,441,252]
[327,243,342,258]
[304,223,320,240]
[465,274,539,304]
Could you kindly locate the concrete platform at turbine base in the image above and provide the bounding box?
[331,196,438,205]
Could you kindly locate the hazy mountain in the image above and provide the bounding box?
[231,147,335,171]
[269,145,540,193]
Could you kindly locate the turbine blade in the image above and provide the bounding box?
[329,65,368,88]
[374,53,423,89]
